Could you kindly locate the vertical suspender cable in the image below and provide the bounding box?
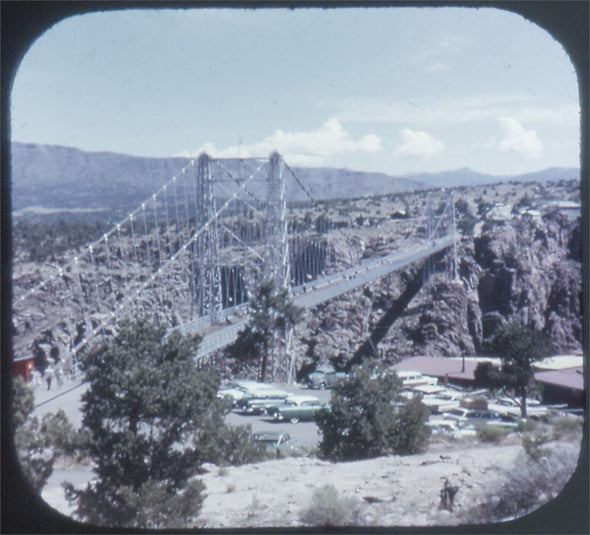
[152,194,163,269]
[142,203,153,269]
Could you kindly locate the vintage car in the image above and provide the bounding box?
[250,431,300,454]
[417,388,464,414]
[267,395,327,423]
[217,387,250,406]
[218,381,276,407]
[235,389,291,414]
[305,370,348,390]
[444,407,517,428]
[396,370,439,389]
[427,419,477,438]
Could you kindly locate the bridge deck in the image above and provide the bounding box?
[193,235,454,359]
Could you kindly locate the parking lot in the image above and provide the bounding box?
[32,377,332,449]
[224,382,332,449]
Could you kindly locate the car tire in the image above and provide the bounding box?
[289,416,300,424]
[319,382,326,390]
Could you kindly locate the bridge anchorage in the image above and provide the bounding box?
[13,152,458,383]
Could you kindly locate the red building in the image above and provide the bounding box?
[13,355,36,383]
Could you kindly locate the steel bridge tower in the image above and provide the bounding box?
[192,153,223,323]
[422,192,458,285]
[263,152,290,289]
[262,152,294,381]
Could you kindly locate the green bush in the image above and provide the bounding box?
[522,431,551,462]
[551,416,583,441]
[201,423,268,466]
[475,423,511,444]
[299,484,363,527]
[516,418,537,433]
[316,359,430,461]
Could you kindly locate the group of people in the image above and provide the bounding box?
[30,362,72,390]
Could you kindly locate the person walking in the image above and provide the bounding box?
[45,367,54,390]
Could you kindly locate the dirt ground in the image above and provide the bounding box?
[42,436,581,529]
[194,441,533,528]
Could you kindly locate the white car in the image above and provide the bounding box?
[427,419,477,438]
[396,370,438,388]
[444,407,517,428]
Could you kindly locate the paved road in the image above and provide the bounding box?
[32,377,87,427]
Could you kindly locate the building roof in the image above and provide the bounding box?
[534,367,584,391]
[534,355,584,371]
[392,356,500,382]
[392,356,586,391]
[13,355,35,363]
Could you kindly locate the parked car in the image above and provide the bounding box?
[444,407,516,428]
[427,419,477,438]
[268,395,327,423]
[396,370,438,389]
[250,431,299,455]
[236,390,291,414]
[218,381,276,407]
[419,389,464,414]
[305,370,348,389]
[217,387,251,406]
[495,396,540,407]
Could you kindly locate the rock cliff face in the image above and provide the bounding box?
[295,212,582,369]
[11,191,582,373]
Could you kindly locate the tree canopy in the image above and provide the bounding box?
[13,377,76,492]
[227,279,302,382]
[316,360,431,461]
[66,318,251,528]
[478,324,555,417]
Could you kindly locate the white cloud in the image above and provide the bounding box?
[336,95,578,129]
[497,116,543,158]
[178,119,382,166]
[393,129,445,158]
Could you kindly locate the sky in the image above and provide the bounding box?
[10,6,580,176]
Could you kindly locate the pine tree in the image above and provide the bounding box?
[65,318,224,527]
[228,279,302,382]
[482,324,555,418]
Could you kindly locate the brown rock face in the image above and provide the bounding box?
[469,215,581,351]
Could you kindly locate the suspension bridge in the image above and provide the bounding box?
[13,152,458,382]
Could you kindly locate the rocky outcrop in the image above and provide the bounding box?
[408,278,475,356]
[296,211,582,370]
[469,214,581,350]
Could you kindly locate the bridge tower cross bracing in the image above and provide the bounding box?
[194,153,223,324]
[263,152,290,289]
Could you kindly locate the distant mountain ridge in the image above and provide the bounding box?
[404,166,580,188]
[10,142,580,215]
